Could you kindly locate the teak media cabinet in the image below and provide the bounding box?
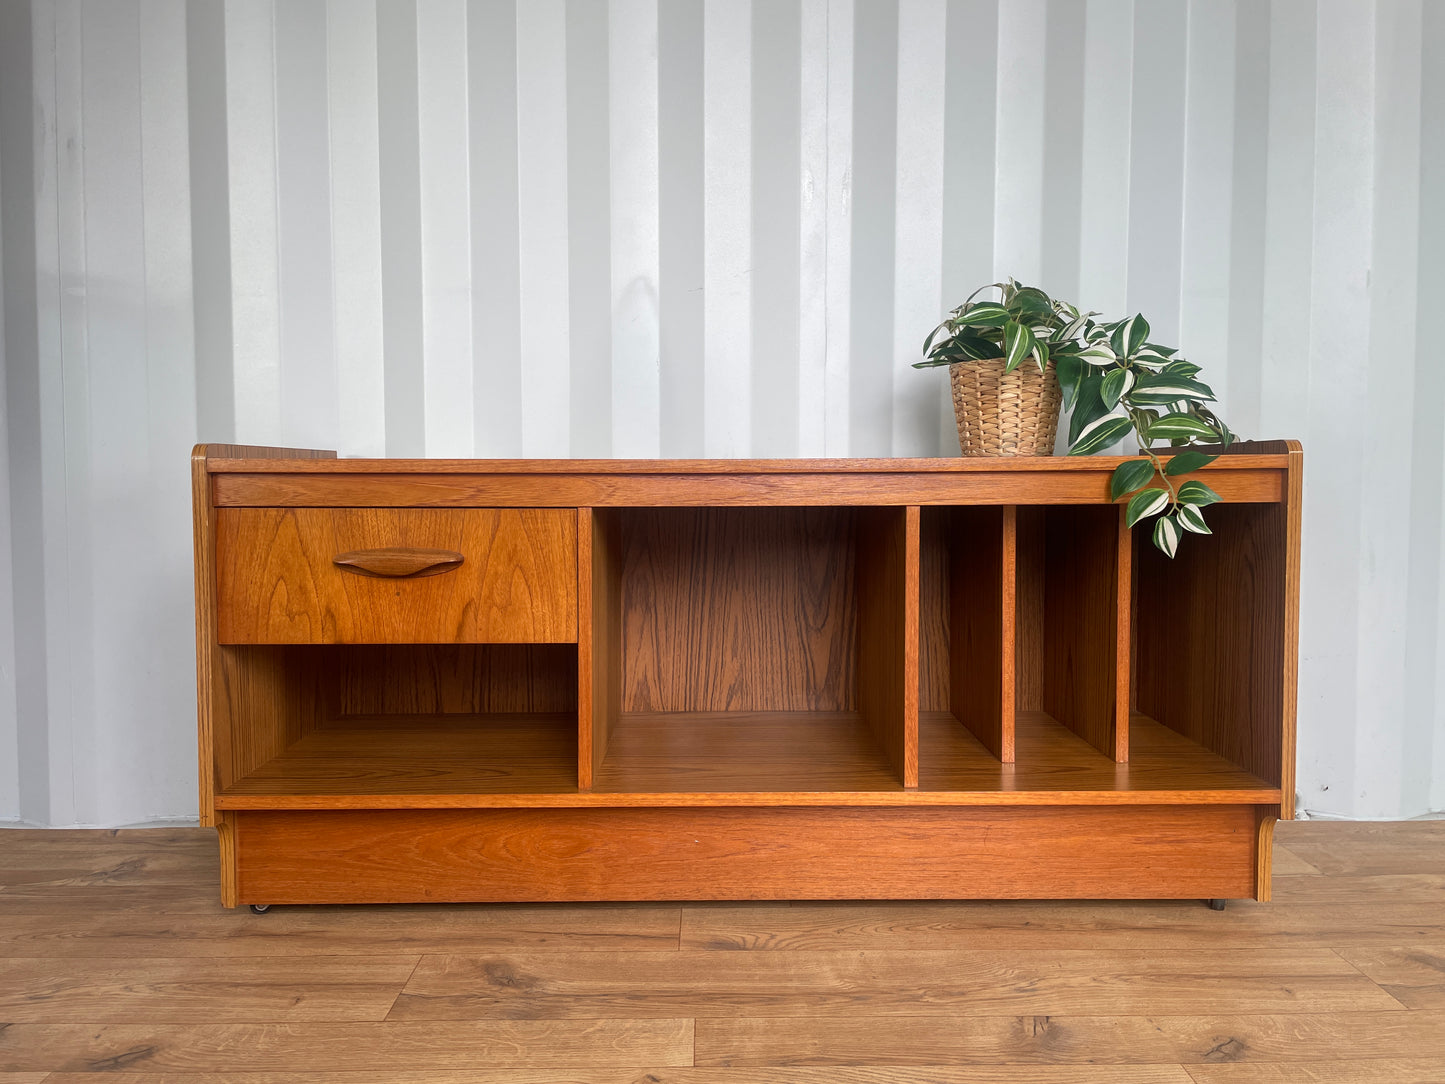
[192,443,1301,909]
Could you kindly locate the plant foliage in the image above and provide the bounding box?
[915,279,1236,557]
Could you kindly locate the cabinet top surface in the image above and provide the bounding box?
[200,446,1299,475]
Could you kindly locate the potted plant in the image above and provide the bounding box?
[913,278,1094,456]
[915,281,1235,557]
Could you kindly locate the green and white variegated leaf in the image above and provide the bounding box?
[1121,314,1150,357]
[958,303,1011,327]
[1100,367,1134,410]
[1161,359,1201,377]
[1069,410,1133,456]
[1131,374,1216,401]
[1124,486,1170,528]
[1057,312,1091,341]
[1110,458,1158,501]
[1033,338,1050,372]
[1137,342,1178,361]
[1153,514,1181,558]
[1077,345,1117,367]
[1003,320,1036,373]
[1129,355,1170,372]
[1177,504,1212,534]
[1014,287,1052,317]
[1175,479,1222,506]
[1163,450,1218,476]
[1147,412,1219,442]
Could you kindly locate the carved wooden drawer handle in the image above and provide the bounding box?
[332,548,465,579]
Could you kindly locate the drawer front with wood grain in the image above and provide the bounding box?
[216,508,577,644]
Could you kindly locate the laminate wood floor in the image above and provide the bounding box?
[0,820,1442,1081]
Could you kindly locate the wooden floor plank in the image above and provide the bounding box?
[1269,847,1320,877]
[32,1068,1199,1084]
[0,956,419,1022]
[390,948,1399,1019]
[1185,1058,1445,1083]
[1330,943,1445,1010]
[680,892,1445,952]
[1273,820,1445,876]
[0,1021,693,1073]
[692,1012,1445,1067]
[0,889,681,958]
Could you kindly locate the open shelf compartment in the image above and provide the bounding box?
[584,506,917,793]
[1132,500,1290,812]
[213,644,579,807]
[919,504,1129,766]
[917,501,1281,805]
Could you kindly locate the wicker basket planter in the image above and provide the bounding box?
[949,357,1063,457]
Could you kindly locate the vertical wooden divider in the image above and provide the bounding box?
[855,506,919,788]
[1114,504,1132,763]
[947,506,1017,762]
[577,508,594,790]
[577,507,622,791]
[1042,504,1130,762]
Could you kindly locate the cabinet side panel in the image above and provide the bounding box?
[1281,447,1303,817]
[219,647,325,783]
[1042,505,1124,760]
[620,508,857,712]
[1135,502,1287,786]
[193,449,220,826]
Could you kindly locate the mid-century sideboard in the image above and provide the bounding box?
[192,442,1301,909]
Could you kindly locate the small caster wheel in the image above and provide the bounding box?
[249,904,272,914]
[1207,898,1227,911]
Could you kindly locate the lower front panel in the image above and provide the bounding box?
[230,804,1262,906]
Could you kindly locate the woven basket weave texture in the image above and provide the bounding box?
[949,357,1063,457]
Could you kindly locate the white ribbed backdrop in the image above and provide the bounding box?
[0,0,1441,825]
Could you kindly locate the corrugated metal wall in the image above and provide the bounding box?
[0,0,1441,824]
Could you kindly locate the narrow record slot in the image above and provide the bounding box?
[1025,505,1130,762]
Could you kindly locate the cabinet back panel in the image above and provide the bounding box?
[918,512,951,713]
[620,508,858,712]
[325,644,578,716]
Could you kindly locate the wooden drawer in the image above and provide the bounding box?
[216,508,577,644]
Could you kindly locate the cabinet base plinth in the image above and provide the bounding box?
[229,804,1265,906]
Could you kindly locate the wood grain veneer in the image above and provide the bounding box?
[619,508,857,713]
[1040,505,1130,762]
[216,507,577,644]
[212,708,1279,810]
[1135,501,1288,789]
[856,507,918,786]
[954,507,1016,761]
[578,508,623,791]
[231,803,1262,904]
[211,466,1284,508]
[220,715,578,798]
